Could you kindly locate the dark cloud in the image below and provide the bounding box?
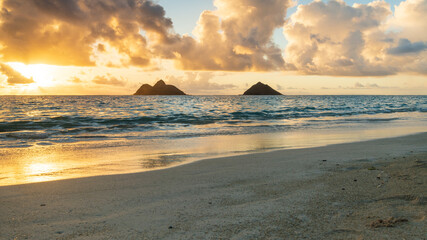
[387,38,427,55]
[0,63,34,85]
[97,44,106,52]
[33,0,85,23]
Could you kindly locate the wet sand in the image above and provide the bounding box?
[1,133,426,239]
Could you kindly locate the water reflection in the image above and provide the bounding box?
[24,162,60,183]
[0,121,425,186]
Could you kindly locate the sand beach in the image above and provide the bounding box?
[1,133,426,239]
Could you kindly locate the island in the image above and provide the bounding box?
[243,82,282,95]
[134,80,186,95]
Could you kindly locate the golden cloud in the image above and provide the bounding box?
[0,62,34,85]
[163,0,291,71]
[0,0,426,76]
[0,0,174,67]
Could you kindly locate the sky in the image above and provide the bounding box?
[0,0,426,95]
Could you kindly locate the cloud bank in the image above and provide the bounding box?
[0,0,426,76]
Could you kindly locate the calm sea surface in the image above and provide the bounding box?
[0,95,426,185]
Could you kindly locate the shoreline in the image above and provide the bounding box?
[1,133,426,239]
[1,121,425,187]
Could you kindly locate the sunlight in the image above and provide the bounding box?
[26,163,57,176]
[7,62,55,87]
[23,162,60,183]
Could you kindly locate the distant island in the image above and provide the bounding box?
[243,82,282,95]
[134,80,186,95]
[133,80,282,95]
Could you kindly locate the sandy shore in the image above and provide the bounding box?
[1,133,426,239]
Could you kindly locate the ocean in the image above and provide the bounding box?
[1,95,426,185]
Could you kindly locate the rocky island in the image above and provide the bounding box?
[243,82,282,95]
[134,80,186,95]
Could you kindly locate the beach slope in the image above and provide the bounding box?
[1,133,426,239]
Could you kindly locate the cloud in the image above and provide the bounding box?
[283,0,396,76]
[283,0,427,76]
[320,82,393,90]
[1,0,290,71]
[0,0,176,67]
[387,39,427,55]
[354,82,365,88]
[391,0,427,42]
[286,86,306,90]
[1,0,426,77]
[159,0,291,71]
[0,63,34,84]
[92,75,127,86]
[353,82,381,89]
[2,0,291,71]
[165,72,236,94]
[389,0,427,74]
[323,82,388,90]
[69,76,83,83]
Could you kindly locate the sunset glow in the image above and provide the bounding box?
[0,0,425,95]
[0,1,426,237]
[6,62,55,87]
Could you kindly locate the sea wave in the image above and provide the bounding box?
[0,95,425,147]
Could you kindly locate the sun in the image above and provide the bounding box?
[7,62,55,87]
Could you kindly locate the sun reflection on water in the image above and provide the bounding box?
[23,158,61,183]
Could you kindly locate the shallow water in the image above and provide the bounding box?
[0,95,426,185]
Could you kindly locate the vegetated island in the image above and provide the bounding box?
[134,80,186,95]
[243,82,282,95]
